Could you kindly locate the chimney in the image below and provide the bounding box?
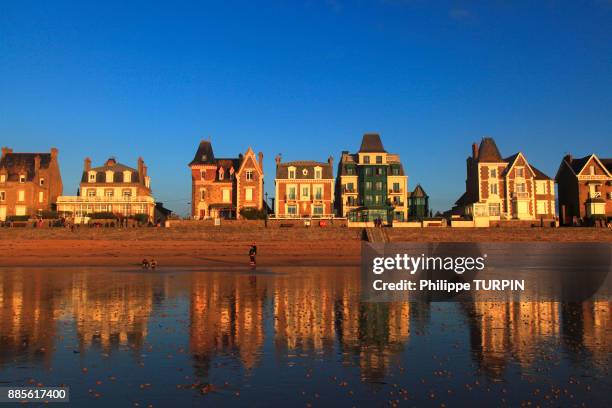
[138,157,145,183]
[258,152,263,168]
[564,154,573,164]
[34,155,41,171]
[328,155,334,167]
[50,147,58,160]
[84,157,91,172]
[472,143,479,160]
[275,154,282,166]
[1,147,12,158]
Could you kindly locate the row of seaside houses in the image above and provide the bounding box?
[0,134,610,225]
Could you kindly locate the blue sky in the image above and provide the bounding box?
[1,0,611,216]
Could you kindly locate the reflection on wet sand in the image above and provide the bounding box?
[0,268,609,388]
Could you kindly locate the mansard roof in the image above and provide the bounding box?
[189,140,215,165]
[81,158,141,183]
[359,133,386,153]
[276,160,333,179]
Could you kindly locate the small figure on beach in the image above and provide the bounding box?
[249,243,257,268]
[142,259,150,269]
[150,258,157,269]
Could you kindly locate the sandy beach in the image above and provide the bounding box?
[1,225,610,267]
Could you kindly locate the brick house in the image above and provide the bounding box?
[335,133,409,223]
[189,140,264,220]
[0,147,63,220]
[555,154,612,225]
[453,137,555,221]
[274,155,334,218]
[56,157,155,222]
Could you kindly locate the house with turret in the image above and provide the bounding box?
[189,140,264,220]
[453,137,555,222]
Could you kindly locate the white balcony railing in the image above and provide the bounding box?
[57,195,155,204]
[511,192,529,199]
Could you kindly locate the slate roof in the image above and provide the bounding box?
[359,133,386,153]
[530,165,552,180]
[601,158,612,173]
[477,137,503,162]
[189,140,216,165]
[276,160,333,179]
[80,159,142,183]
[0,152,52,182]
[410,184,428,198]
[565,154,612,175]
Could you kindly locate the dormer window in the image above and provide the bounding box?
[288,167,296,179]
[376,156,383,164]
[39,178,45,186]
[88,171,96,182]
[218,167,225,180]
[19,174,26,183]
[314,167,322,179]
[123,170,132,183]
[201,154,207,161]
[302,168,308,176]
[105,170,114,183]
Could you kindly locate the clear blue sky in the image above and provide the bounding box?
[1,1,611,216]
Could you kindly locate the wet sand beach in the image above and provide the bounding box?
[1,226,610,267]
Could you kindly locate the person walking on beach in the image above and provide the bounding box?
[249,243,257,268]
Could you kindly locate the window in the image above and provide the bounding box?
[19,175,26,183]
[392,167,399,176]
[245,188,253,201]
[488,203,500,216]
[123,171,131,183]
[590,165,595,175]
[516,167,524,177]
[536,181,546,195]
[313,205,323,215]
[288,169,295,179]
[376,168,385,176]
[200,189,206,200]
[314,168,322,179]
[490,168,497,178]
[516,183,526,193]
[201,170,206,180]
[364,168,372,176]
[393,182,400,193]
[246,170,254,180]
[105,170,114,183]
[222,189,231,202]
[347,197,355,206]
[89,172,96,182]
[536,200,547,214]
[490,183,498,195]
[346,183,354,192]
[0,191,5,201]
[365,195,373,204]
[363,156,370,164]
[122,189,132,197]
[87,189,96,197]
[0,174,5,183]
[104,189,114,197]
[302,169,308,176]
[18,190,25,201]
[218,169,224,180]
[288,187,296,200]
[38,192,44,203]
[374,195,382,204]
[302,186,310,199]
[376,156,382,164]
[15,206,26,216]
[287,205,297,215]
[314,186,323,200]
[39,178,45,186]
[375,181,383,191]
[365,181,372,190]
[346,167,355,175]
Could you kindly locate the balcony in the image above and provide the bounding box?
[57,195,154,204]
[388,189,403,194]
[343,188,357,194]
[511,192,529,199]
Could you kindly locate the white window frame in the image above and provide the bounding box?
[246,170,254,181]
[245,187,253,201]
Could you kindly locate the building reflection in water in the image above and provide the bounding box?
[0,268,609,386]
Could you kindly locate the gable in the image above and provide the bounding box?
[576,155,611,177]
[237,148,262,175]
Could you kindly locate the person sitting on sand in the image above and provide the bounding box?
[150,258,157,269]
[142,259,150,269]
